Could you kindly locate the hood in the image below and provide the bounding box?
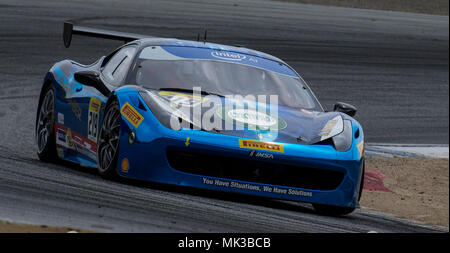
[143,89,344,145]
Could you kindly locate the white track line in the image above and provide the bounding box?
[365,143,449,158]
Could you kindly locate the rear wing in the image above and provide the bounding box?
[63,21,151,48]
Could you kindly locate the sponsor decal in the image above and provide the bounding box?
[239,139,284,153]
[202,177,312,197]
[217,106,287,130]
[249,151,274,159]
[57,112,64,124]
[357,141,364,158]
[120,102,144,128]
[211,51,246,61]
[185,136,190,147]
[54,123,98,161]
[255,152,274,159]
[88,97,101,142]
[121,158,129,173]
[57,128,66,143]
[158,91,207,108]
[248,57,258,63]
[66,129,73,147]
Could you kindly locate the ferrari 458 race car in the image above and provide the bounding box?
[36,22,365,215]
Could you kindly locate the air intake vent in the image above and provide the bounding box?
[167,149,345,191]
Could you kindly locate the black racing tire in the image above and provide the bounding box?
[97,99,121,178]
[312,204,356,216]
[36,86,57,162]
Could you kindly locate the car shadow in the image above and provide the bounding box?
[47,158,349,218]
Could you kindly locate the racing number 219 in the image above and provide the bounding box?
[88,110,99,141]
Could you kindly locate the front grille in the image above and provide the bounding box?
[166,149,344,191]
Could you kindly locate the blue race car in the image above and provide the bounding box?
[36,22,365,215]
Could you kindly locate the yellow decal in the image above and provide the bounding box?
[121,158,129,172]
[159,91,208,101]
[159,91,208,107]
[120,102,144,128]
[239,139,284,153]
[89,97,101,113]
[185,137,190,147]
[357,141,364,158]
[66,129,73,147]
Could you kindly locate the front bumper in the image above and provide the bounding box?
[116,125,364,208]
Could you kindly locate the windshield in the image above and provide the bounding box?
[131,50,321,110]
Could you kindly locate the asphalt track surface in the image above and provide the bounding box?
[0,0,448,232]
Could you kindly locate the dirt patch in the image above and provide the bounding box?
[275,0,449,15]
[0,220,92,233]
[361,157,449,230]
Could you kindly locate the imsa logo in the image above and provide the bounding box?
[249,150,274,159]
[239,139,284,153]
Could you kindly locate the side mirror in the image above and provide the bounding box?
[74,71,111,97]
[334,102,357,117]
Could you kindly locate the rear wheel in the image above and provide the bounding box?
[97,99,121,178]
[36,87,57,162]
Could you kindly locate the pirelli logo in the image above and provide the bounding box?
[239,139,284,153]
[120,102,144,128]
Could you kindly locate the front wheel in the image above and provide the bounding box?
[312,204,356,216]
[97,99,121,178]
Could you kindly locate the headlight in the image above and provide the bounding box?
[332,120,352,152]
[139,90,182,130]
[319,115,343,141]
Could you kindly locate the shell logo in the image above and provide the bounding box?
[121,158,129,173]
